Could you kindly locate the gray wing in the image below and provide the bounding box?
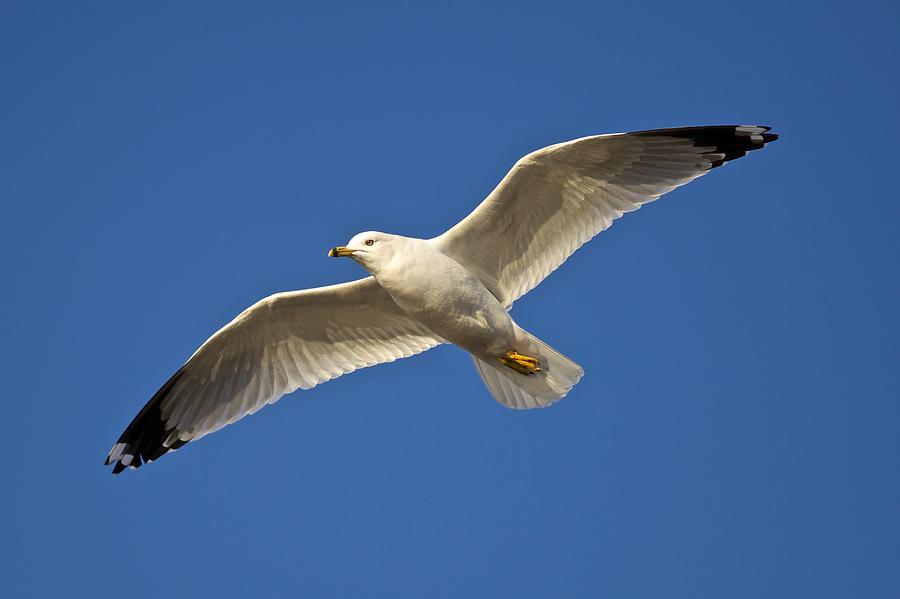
[432,125,778,308]
[106,277,442,473]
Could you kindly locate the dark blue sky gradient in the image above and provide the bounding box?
[3,2,899,597]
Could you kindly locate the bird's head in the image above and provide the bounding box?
[328,231,403,274]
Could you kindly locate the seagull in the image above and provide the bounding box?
[106,125,778,474]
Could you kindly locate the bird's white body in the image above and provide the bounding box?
[335,231,584,409]
[106,124,778,473]
[348,234,518,359]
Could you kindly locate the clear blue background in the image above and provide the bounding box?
[3,1,898,597]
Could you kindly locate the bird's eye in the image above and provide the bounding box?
[365,239,374,246]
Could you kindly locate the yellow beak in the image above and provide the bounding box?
[328,246,355,257]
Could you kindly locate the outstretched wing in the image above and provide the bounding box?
[106,277,442,473]
[432,125,778,307]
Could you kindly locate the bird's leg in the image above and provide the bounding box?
[498,350,542,375]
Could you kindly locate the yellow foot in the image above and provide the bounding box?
[498,350,543,375]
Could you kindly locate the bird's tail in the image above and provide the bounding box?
[471,329,584,409]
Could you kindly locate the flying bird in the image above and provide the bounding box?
[106,125,778,474]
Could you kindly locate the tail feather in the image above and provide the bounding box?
[473,331,584,409]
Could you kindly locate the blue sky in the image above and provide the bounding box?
[3,1,899,597]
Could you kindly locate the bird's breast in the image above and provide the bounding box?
[375,248,514,352]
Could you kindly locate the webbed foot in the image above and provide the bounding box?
[498,350,543,375]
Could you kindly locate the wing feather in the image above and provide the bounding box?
[105,277,443,473]
[433,125,777,307]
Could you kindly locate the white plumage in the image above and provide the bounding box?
[106,125,777,473]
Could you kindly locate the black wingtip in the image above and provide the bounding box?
[635,124,778,169]
[105,367,190,475]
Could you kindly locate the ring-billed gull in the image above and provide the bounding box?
[106,125,778,473]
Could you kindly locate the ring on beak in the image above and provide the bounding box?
[328,246,355,258]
